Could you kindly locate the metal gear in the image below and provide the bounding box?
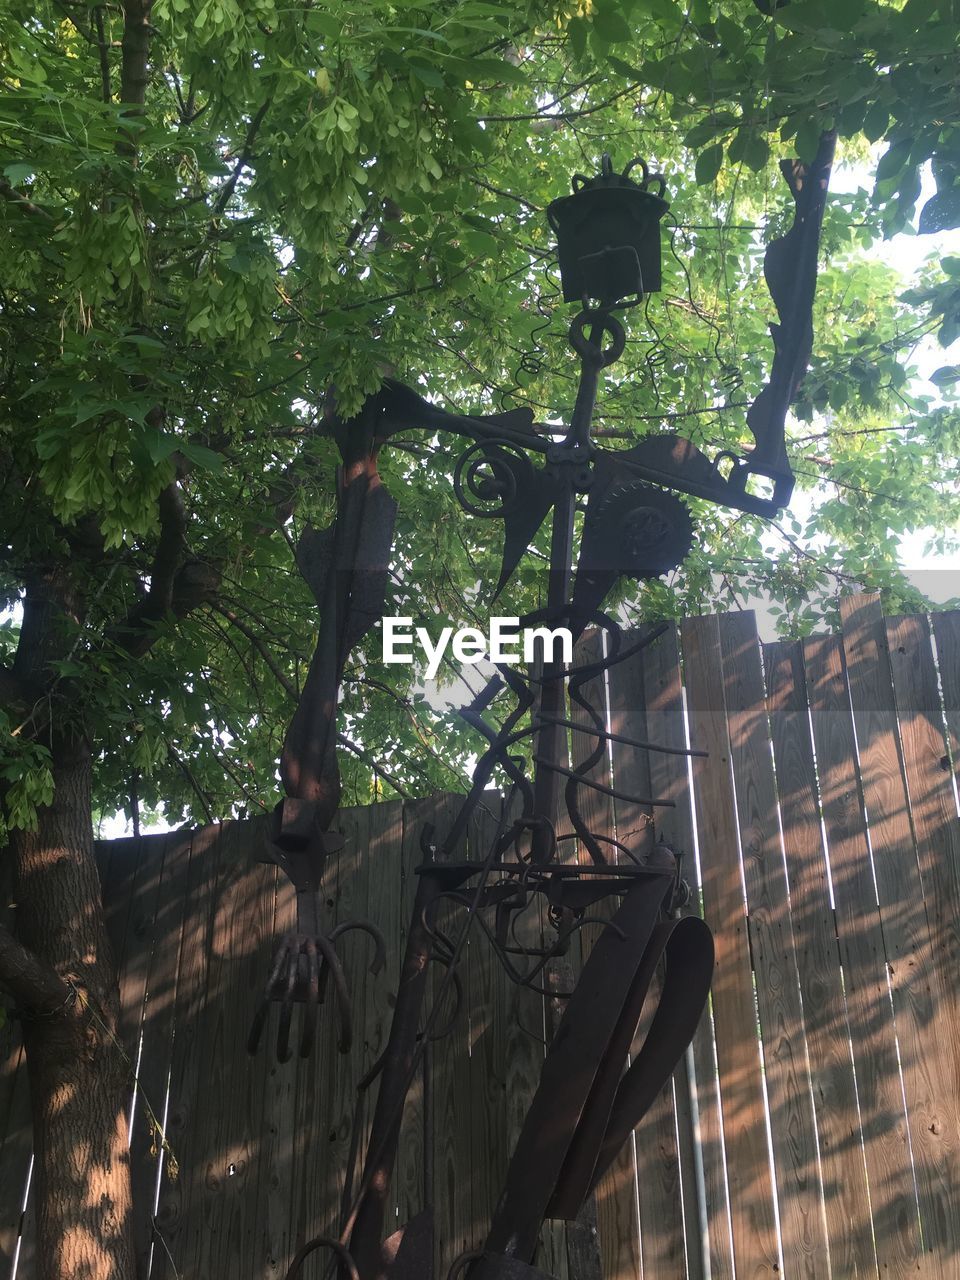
[592,481,693,579]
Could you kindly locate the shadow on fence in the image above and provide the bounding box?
[2,592,959,1279]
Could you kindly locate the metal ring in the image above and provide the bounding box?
[622,156,650,187]
[284,1235,360,1280]
[453,440,527,518]
[568,310,626,367]
[447,1249,484,1280]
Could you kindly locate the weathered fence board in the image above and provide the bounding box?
[804,633,922,1277]
[682,613,781,1278]
[884,614,960,1267]
[763,641,877,1279]
[840,595,951,1280]
[607,629,686,1279]
[719,612,829,1279]
[569,631,641,1280]
[3,595,960,1279]
[639,623,713,1280]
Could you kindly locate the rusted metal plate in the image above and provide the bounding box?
[481,875,673,1261]
[466,1253,558,1280]
[382,1208,434,1280]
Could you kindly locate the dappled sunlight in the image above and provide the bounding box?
[3,599,958,1277]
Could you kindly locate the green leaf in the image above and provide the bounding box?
[462,56,526,85]
[592,6,633,44]
[930,366,960,386]
[875,137,912,182]
[729,129,770,171]
[794,117,822,164]
[3,162,35,185]
[608,54,644,79]
[179,441,224,472]
[862,101,888,144]
[918,189,960,234]
[695,143,724,184]
[407,59,445,87]
[683,111,737,149]
[142,429,181,465]
[645,0,682,22]
[727,129,750,164]
[567,15,589,59]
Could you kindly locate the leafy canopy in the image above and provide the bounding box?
[0,0,958,828]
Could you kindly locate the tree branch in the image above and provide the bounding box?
[93,7,112,104]
[212,605,298,700]
[166,744,215,824]
[213,99,270,215]
[107,483,219,656]
[119,0,152,156]
[0,178,54,222]
[120,0,151,105]
[337,734,411,799]
[109,481,185,653]
[0,923,71,1015]
[0,665,36,714]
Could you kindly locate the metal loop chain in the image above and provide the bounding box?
[568,310,626,368]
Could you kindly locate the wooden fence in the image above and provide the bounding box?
[1,592,959,1278]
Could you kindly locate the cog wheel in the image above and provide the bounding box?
[591,481,693,579]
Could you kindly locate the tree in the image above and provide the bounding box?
[0,0,958,1274]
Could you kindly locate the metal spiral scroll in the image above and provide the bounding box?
[438,611,699,866]
[453,438,534,518]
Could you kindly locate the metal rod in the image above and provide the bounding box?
[532,757,676,808]
[348,869,444,1277]
[535,715,707,758]
[530,465,577,863]
[564,347,601,450]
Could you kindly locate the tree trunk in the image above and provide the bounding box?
[9,732,136,1280]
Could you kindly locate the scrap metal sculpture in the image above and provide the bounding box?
[250,132,836,1279]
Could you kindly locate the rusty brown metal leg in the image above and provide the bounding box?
[348,866,444,1280]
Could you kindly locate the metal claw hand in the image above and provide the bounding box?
[247,919,385,1062]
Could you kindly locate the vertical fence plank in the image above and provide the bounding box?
[0,854,31,1280]
[930,611,960,772]
[569,630,642,1280]
[168,822,260,1279]
[840,594,952,1279]
[0,1042,30,1280]
[296,803,370,1266]
[116,833,172,1094]
[606,627,655,864]
[641,622,714,1280]
[719,612,829,1279]
[528,652,574,1280]
[101,835,147,974]
[152,822,226,1280]
[362,797,406,1253]
[394,796,430,1237]
[885,613,960,1267]
[803,634,922,1278]
[206,823,279,1280]
[681,614,780,1279]
[458,797,503,1260]
[763,641,877,1279]
[390,793,461,1273]
[429,789,479,1270]
[608,629,686,1279]
[251,863,296,1280]
[281,809,340,1270]
[128,828,194,1278]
